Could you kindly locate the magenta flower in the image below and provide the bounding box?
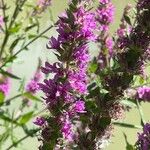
[73,100,86,113]
[26,70,42,94]
[34,117,46,126]
[0,78,10,96]
[136,123,150,150]
[96,0,115,31]
[60,113,74,141]
[0,16,4,27]
[136,86,150,102]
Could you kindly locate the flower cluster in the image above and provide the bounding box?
[116,0,150,74]
[136,123,150,150]
[26,69,42,94]
[137,0,150,10]
[136,86,150,102]
[23,67,42,106]
[96,0,115,32]
[37,0,51,8]
[0,77,10,96]
[34,117,46,126]
[38,0,96,147]
[96,0,115,70]
[116,4,132,49]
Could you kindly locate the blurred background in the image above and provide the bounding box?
[4,0,150,149]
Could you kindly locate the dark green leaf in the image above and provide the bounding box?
[0,114,19,125]
[99,117,111,128]
[124,15,132,25]
[123,133,135,150]
[25,24,37,32]
[0,69,20,80]
[113,122,142,129]
[87,86,100,99]
[0,130,10,143]
[9,37,21,52]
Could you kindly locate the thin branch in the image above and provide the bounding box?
[1,0,8,31]
[136,99,146,126]
[0,0,27,59]
[4,94,22,106]
[0,24,54,69]
[6,128,40,150]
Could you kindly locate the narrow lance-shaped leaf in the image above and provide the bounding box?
[113,122,142,129]
[22,92,42,102]
[0,92,5,104]
[123,133,136,150]
[0,69,20,80]
[19,111,34,125]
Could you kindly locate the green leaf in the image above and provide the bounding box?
[87,82,97,91]
[19,111,34,125]
[8,23,22,34]
[89,62,98,73]
[113,122,142,129]
[9,37,22,52]
[0,114,19,125]
[124,15,132,25]
[25,24,37,32]
[87,86,100,99]
[0,92,5,104]
[85,100,99,114]
[99,117,111,128]
[123,133,135,150]
[121,99,137,108]
[23,92,41,102]
[0,69,20,80]
[0,130,10,144]
[136,99,146,126]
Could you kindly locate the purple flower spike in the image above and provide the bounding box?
[136,123,150,150]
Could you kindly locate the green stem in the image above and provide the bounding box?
[136,99,146,126]
[1,0,8,31]
[6,128,40,150]
[4,94,22,106]
[0,25,54,69]
[0,0,27,59]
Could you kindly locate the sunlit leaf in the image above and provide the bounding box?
[0,92,5,104]
[23,92,41,102]
[19,111,34,125]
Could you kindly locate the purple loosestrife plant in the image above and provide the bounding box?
[38,0,96,149]
[83,0,149,149]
